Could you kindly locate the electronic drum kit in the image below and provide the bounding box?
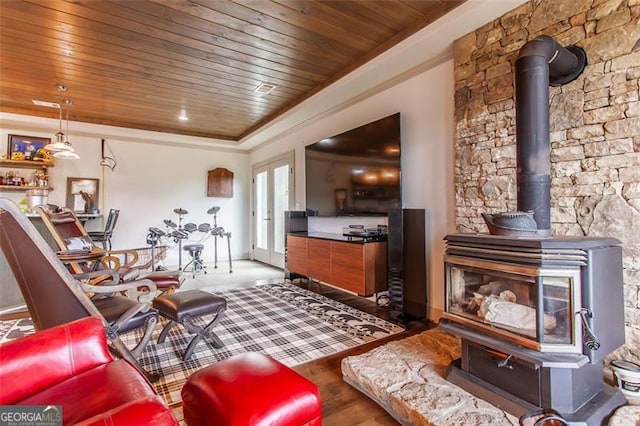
[149,206,233,274]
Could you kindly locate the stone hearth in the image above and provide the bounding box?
[341,329,638,425]
[341,329,518,425]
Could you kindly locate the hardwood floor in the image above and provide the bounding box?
[290,278,433,425]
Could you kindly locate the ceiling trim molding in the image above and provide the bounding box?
[0,112,245,153]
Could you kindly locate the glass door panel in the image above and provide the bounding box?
[273,164,289,257]
[252,154,293,268]
[255,169,268,252]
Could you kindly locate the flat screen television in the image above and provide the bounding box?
[305,113,401,216]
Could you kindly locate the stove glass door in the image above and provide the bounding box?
[445,257,580,351]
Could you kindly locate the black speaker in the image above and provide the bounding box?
[387,208,426,320]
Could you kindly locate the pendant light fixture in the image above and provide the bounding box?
[44,105,70,152]
[42,83,78,159]
[53,107,79,159]
[44,83,73,153]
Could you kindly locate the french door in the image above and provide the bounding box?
[252,153,293,268]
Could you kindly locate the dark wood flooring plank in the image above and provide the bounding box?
[289,280,433,426]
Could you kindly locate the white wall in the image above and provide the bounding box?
[0,120,250,266]
[250,59,457,320]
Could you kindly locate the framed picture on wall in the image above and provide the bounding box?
[66,177,99,213]
[7,134,51,160]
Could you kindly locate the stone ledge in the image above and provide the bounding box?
[341,328,638,425]
[341,328,518,425]
[608,405,640,426]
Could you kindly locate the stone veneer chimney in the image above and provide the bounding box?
[453,0,640,364]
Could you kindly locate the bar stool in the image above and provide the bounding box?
[183,243,206,278]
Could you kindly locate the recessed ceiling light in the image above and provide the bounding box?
[178,109,189,121]
[386,146,400,154]
[254,82,276,95]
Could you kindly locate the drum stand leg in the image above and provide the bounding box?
[151,243,156,272]
[226,233,233,273]
[214,237,218,269]
[212,213,218,269]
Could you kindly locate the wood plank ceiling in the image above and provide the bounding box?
[0,0,464,142]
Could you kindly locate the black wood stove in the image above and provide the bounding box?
[441,35,627,424]
[440,233,626,424]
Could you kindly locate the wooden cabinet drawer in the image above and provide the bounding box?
[307,239,331,283]
[286,235,308,275]
[330,241,365,294]
[364,242,388,294]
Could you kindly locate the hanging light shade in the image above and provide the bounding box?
[53,149,80,159]
[53,107,79,160]
[53,146,79,158]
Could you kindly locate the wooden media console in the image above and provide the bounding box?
[286,233,387,297]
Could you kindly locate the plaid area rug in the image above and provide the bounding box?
[136,282,403,405]
[0,317,34,342]
[1,282,403,407]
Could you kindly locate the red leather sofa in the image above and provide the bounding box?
[0,316,178,426]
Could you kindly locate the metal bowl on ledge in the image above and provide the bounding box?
[481,211,540,237]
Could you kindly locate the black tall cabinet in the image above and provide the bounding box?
[387,208,427,320]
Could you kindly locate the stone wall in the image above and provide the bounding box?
[453,0,640,360]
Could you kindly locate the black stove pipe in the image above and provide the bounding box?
[515,35,586,234]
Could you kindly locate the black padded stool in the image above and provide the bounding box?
[153,290,226,361]
[183,243,206,278]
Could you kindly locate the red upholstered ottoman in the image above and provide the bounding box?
[181,352,322,426]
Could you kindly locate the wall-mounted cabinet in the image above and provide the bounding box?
[207,168,233,198]
[0,159,53,191]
